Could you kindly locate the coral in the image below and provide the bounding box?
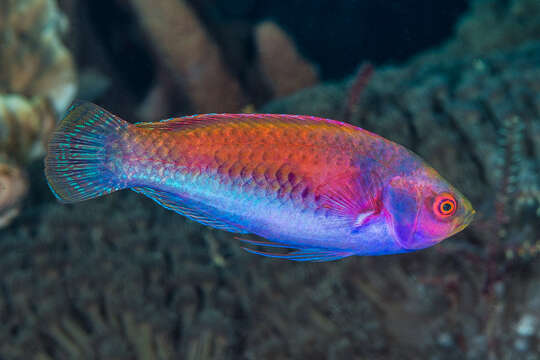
[128,0,247,113]
[0,95,56,163]
[0,0,76,113]
[261,82,348,119]
[254,21,319,99]
[1,0,539,358]
[0,0,76,227]
[342,62,374,122]
[263,40,540,358]
[0,159,27,228]
[0,190,399,359]
[418,0,540,61]
[0,95,54,229]
[448,0,540,56]
[2,40,538,358]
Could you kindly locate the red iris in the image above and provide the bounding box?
[433,193,457,218]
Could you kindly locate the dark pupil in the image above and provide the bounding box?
[442,202,452,212]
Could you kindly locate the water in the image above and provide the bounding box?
[0,0,538,359]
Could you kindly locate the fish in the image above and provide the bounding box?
[45,101,475,262]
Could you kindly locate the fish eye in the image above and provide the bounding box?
[433,193,457,218]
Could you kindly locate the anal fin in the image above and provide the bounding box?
[237,237,353,262]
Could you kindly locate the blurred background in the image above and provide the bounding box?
[0,0,539,358]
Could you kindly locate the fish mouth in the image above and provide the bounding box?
[453,208,476,235]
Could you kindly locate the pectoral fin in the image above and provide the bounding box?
[316,168,382,230]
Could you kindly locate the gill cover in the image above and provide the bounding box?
[383,177,421,249]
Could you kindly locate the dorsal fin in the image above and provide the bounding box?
[131,187,247,234]
[134,113,362,132]
[134,113,238,131]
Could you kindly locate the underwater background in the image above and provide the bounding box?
[0,0,539,358]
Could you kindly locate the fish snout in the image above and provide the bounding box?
[453,206,475,234]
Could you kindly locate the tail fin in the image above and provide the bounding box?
[45,101,129,203]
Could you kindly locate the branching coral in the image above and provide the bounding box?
[126,1,321,114]
[128,0,247,114]
[255,21,319,99]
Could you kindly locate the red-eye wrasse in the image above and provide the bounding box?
[45,101,475,262]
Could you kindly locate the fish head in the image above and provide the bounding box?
[383,166,475,251]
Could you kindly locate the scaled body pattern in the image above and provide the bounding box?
[45,102,475,261]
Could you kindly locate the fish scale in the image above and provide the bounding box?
[123,118,375,213]
[45,101,475,261]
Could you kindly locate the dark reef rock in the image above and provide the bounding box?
[263,40,540,359]
[0,41,538,359]
[1,0,539,358]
